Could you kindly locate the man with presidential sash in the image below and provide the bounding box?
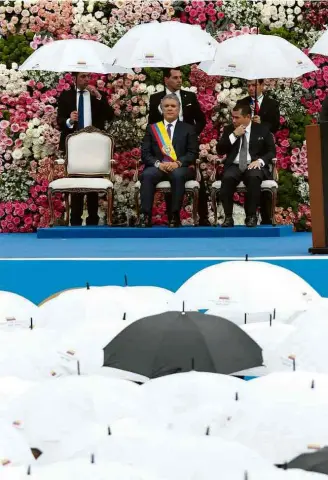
[140,94,198,227]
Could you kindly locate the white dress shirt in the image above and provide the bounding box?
[158,88,184,121]
[66,89,92,129]
[164,118,178,139]
[228,122,264,167]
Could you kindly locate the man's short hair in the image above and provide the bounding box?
[163,67,181,80]
[160,93,181,108]
[233,102,252,117]
[247,79,264,85]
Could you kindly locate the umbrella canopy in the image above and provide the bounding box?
[278,447,328,475]
[103,311,263,378]
[170,260,320,311]
[199,34,317,78]
[111,21,217,68]
[19,39,133,74]
[310,29,328,56]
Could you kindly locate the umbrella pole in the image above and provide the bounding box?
[30,317,33,330]
[90,453,95,464]
[273,308,276,320]
[77,360,81,376]
[244,313,247,324]
[235,391,239,401]
[86,282,90,290]
[269,314,272,327]
[311,379,315,389]
[124,274,128,286]
[27,465,31,475]
[108,426,112,435]
[205,426,210,435]
[191,357,195,370]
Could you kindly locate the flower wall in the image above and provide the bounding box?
[0,0,324,231]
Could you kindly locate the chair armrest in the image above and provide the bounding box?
[272,158,278,182]
[133,158,141,182]
[110,159,116,183]
[210,157,217,183]
[195,159,201,183]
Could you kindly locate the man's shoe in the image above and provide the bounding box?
[138,213,152,228]
[169,213,181,228]
[221,216,234,227]
[245,215,257,227]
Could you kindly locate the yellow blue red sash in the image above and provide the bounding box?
[150,121,177,162]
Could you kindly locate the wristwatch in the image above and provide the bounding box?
[155,161,161,168]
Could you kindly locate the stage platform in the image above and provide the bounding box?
[0,227,327,304]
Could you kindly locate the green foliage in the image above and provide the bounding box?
[143,65,191,87]
[0,33,34,68]
[288,112,312,148]
[277,170,303,211]
[259,26,305,46]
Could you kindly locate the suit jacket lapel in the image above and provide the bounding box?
[172,120,181,151]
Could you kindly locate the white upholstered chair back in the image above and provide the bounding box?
[66,130,113,176]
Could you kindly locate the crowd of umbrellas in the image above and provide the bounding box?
[1,260,328,478]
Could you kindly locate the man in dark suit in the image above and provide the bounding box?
[238,79,280,224]
[140,93,198,228]
[217,103,276,228]
[57,72,114,226]
[238,79,280,134]
[148,68,208,225]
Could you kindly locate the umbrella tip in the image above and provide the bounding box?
[235,391,239,401]
[182,301,185,313]
[269,314,272,327]
[311,379,315,389]
[123,312,126,321]
[245,254,248,261]
[244,313,247,324]
[77,360,81,376]
[27,465,31,475]
[124,274,128,286]
[273,308,276,319]
[90,453,95,464]
[191,357,195,370]
[244,471,249,480]
[30,317,33,330]
[86,282,90,290]
[205,426,210,436]
[108,425,111,435]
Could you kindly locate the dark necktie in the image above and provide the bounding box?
[239,134,248,172]
[166,123,173,139]
[78,90,85,129]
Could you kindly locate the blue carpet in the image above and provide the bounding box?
[1,231,328,304]
[0,231,316,258]
[37,225,294,239]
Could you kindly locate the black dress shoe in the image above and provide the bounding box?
[169,213,181,228]
[137,213,152,228]
[221,216,234,227]
[245,215,257,227]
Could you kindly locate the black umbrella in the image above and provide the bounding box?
[103,311,263,378]
[277,447,328,475]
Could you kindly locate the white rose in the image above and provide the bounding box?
[146,85,155,95]
[297,0,304,6]
[287,0,295,6]
[294,6,301,14]
[32,118,40,126]
[22,147,31,156]
[215,84,222,92]
[32,129,40,138]
[12,148,23,160]
[261,16,271,25]
[95,10,104,18]
[223,81,230,88]
[189,86,197,93]
[270,6,277,14]
[286,20,294,27]
[139,106,146,115]
[156,84,164,92]
[19,132,26,140]
[26,129,33,138]
[297,14,303,21]
[38,136,45,145]
[286,7,293,14]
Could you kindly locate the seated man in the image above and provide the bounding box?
[140,94,199,227]
[216,103,276,228]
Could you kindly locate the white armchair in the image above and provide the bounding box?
[48,126,115,226]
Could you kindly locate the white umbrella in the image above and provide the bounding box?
[199,34,317,78]
[310,29,328,56]
[19,39,133,74]
[0,419,35,467]
[0,291,38,330]
[95,434,274,480]
[171,260,320,311]
[111,21,217,68]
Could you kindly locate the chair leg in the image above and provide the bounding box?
[192,188,199,226]
[107,189,113,226]
[211,188,218,226]
[48,190,55,227]
[64,194,70,226]
[135,188,140,225]
[271,189,277,226]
